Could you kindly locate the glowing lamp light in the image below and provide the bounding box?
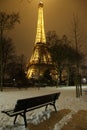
[82,77,87,84]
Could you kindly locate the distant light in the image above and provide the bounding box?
[82,77,87,83]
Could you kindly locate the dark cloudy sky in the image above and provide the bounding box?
[0,0,87,64]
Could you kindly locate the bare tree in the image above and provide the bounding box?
[0,11,20,91]
[2,36,15,79]
[71,14,82,97]
[46,31,82,86]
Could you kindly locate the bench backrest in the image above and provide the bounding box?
[14,92,60,112]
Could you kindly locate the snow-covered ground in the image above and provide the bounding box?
[0,86,87,130]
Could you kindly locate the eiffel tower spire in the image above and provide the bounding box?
[35,1,46,44]
[26,2,56,80]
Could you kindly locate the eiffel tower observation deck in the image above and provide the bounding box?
[26,1,56,80]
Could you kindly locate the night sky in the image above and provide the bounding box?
[0,0,87,65]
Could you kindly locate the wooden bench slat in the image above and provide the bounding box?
[2,101,54,116]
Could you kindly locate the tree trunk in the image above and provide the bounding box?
[0,28,3,91]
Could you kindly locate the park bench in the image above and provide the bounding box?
[1,92,60,127]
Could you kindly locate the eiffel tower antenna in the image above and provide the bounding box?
[35,0,46,44]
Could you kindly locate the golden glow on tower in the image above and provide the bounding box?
[29,45,52,64]
[26,1,55,79]
[35,1,46,44]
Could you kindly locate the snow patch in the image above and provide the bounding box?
[54,111,75,130]
[0,87,87,130]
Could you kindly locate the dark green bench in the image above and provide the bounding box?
[2,92,60,127]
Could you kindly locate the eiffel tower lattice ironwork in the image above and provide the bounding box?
[26,1,56,79]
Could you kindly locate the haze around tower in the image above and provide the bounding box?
[0,0,87,64]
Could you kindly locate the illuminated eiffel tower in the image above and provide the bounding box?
[26,1,56,79]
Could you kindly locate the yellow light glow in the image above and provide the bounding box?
[26,1,54,79]
[35,1,46,44]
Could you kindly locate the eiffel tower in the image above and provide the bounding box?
[26,1,56,80]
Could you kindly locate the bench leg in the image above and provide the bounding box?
[14,115,18,124]
[45,105,48,111]
[23,112,27,127]
[53,103,57,112]
[45,103,57,112]
[50,102,57,112]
